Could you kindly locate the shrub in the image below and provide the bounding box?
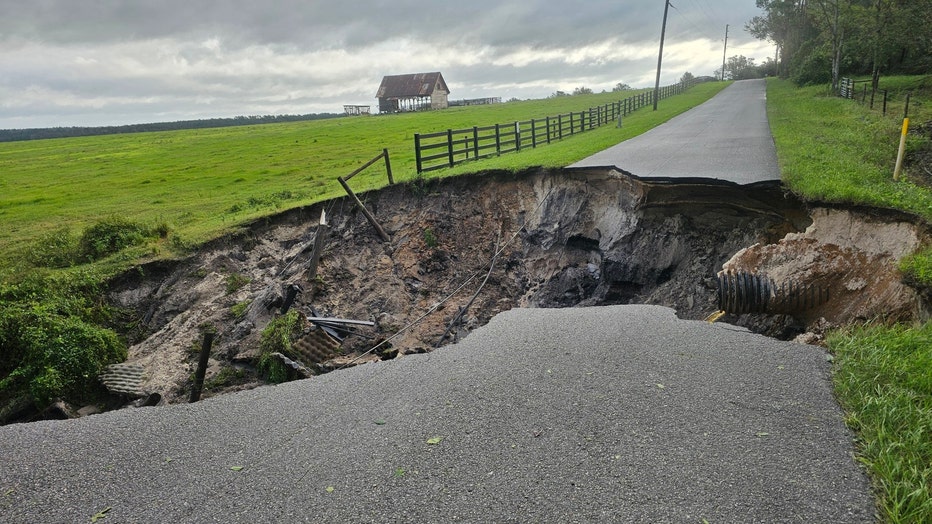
[231,300,251,320]
[225,273,251,295]
[423,228,438,249]
[900,247,932,289]
[257,310,302,383]
[0,269,127,407]
[28,227,80,268]
[0,302,126,406]
[78,217,149,262]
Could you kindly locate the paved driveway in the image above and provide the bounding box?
[1,306,875,523]
[571,79,781,184]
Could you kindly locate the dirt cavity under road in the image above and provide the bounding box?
[108,167,930,404]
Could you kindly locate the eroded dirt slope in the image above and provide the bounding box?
[109,167,929,403]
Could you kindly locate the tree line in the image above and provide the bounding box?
[747,0,932,89]
[0,113,343,143]
[547,73,702,99]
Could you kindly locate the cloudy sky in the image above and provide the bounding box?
[0,0,774,129]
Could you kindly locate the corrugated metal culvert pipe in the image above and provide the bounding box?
[716,271,830,315]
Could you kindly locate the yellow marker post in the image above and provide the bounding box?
[894,117,909,181]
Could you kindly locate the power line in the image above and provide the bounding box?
[668,1,728,43]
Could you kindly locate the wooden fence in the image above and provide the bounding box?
[840,77,913,118]
[414,79,702,173]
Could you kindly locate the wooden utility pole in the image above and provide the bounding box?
[721,24,729,81]
[653,0,671,111]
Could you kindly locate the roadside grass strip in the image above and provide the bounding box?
[829,323,932,523]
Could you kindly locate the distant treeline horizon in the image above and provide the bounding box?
[0,112,345,142]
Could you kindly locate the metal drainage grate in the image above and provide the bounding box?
[99,363,146,397]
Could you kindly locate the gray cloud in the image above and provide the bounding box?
[0,0,772,128]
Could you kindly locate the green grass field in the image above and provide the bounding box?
[0,82,726,268]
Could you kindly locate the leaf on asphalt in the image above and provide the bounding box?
[326,486,335,493]
[426,436,443,445]
[90,506,112,522]
[230,466,244,471]
[374,419,386,425]
[756,432,770,438]
[394,467,406,477]
[656,383,665,389]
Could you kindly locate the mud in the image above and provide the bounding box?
[107,167,930,404]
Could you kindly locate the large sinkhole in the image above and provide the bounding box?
[107,167,927,405]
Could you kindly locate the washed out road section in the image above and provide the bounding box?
[571,79,781,183]
[1,305,874,522]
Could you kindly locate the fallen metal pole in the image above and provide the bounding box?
[307,317,376,327]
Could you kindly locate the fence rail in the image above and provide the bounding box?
[414,79,706,173]
[839,77,913,118]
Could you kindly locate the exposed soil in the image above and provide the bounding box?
[96,167,931,407]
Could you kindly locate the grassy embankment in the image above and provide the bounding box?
[0,81,728,414]
[767,76,932,523]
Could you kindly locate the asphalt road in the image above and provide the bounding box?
[1,306,875,523]
[570,79,782,183]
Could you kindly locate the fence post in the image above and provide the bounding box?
[382,148,394,184]
[414,134,423,174]
[306,209,328,284]
[338,176,390,242]
[473,126,479,158]
[447,129,455,167]
[531,119,537,148]
[558,114,563,140]
[546,116,551,144]
[495,123,501,155]
[189,331,215,403]
[894,117,910,181]
[569,112,575,136]
[883,90,888,116]
[515,121,521,151]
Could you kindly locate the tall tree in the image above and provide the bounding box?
[807,0,853,91]
[748,0,932,87]
[746,0,814,78]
